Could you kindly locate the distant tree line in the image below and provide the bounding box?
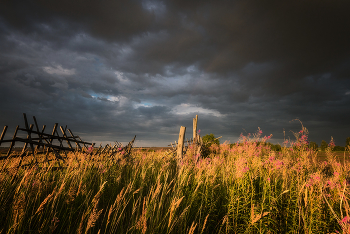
[319,137,350,151]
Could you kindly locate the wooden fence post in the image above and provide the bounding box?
[33,116,46,150]
[177,126,186,163]
[193,115,198,141]
[23,113,36,159]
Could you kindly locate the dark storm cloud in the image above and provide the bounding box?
[0,0,155,41]
[0,0,350,146]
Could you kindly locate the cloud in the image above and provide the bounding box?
[0,0,350,146]
[43,64,75,76]
[171,103,224,117]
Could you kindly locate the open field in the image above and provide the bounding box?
[2,146,348,160]
[0,133,350,233]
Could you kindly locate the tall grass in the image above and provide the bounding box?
[0,128,349,233]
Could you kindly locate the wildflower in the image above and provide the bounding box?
[306,173,322,187]
[242,166,249,173]
[87,146,94,153]
[340,216,350,225]
[329,137,335,149]
[235,157,249,178]
[325,180,336,190]
[274,160,283,170]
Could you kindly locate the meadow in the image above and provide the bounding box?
[0,127,349,233]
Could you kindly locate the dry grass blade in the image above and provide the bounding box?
[85,203,103,234]
[251,204,270,225]
[136,197,147,234]
[91,181,107,205]
[77,213,86,234]
[35,192,55,215]
[200,214,209,234]
[188,222,197,234]
[107,187,126,226]
[168,196,185,228]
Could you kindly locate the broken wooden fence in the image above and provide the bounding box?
[0,114,136,167]
[91,135,136,162]
[0,113,94,165]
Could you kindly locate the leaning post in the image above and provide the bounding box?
[177,126,186,164]
[0,126,8,147]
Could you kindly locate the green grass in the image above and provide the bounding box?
[0,130,349,233]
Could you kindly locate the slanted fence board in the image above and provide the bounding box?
[6,125,19,157]
[0,126,8,146]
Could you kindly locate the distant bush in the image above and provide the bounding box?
[201,133,220,157]
[320,140,328,151]
[332,145,345,151]
[202,133,220,147]
[264,142,282,151]
[309,141,318,150]
[272,144,282,151]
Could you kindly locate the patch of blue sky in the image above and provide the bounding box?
[134,102,153,108]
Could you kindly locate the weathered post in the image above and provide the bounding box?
[23,113,36,159]
[193,115,198,142]
[177,126,186,163]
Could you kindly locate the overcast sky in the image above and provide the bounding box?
[1,0,350,147]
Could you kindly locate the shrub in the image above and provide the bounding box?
[201,133,220,157]
[309,141,318,150]
[320,140,328,151]
[333,145,345,151]
[202,133,220,147]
